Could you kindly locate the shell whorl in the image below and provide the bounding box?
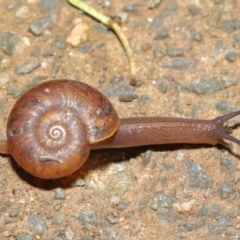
[7,80,120,179]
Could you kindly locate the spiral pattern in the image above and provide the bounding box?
[7,80,120,178]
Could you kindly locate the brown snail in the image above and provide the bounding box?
[0,79,239,179]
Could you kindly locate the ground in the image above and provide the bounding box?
[0,0,240,239]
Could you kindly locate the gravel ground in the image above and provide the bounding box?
[0,0,240,239]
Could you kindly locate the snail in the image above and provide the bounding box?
[0,79,239,179]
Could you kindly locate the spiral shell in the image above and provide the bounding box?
[7,80,120,179]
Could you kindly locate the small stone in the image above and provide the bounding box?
[15,61,40,75]
[148,0,162,9]
[208,214,230,234]
[27,214,47,235]
[29,15,53,36]
[0,73,10,86]
[187,5,201,16]
[53,188,66,199]
[162,59,196,70]
[101,226,124,240]
[166,48,184,57]
[189,76,238,95]
[219,183,235,199]
[151,193,173,210]
[225,51,236,62]
[16,6,30,19]
[66,22,90,47]
[65,226,75,240]
[178,223,194,232]
[78,210,97,226]
[220,156,236,172]
[215,100,238,113]
[186,161,213,189]
[110,74,124,85]
[39,0,59,10]
[9,206,20,217]
[153,47,165,59]
[172,199,196,214]
[154,27,169,40]
[77,43,91,53]
[1,32,22,55]
[142,150,152,166]
[15,233,33,240]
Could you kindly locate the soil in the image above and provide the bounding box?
[0,0,240,239]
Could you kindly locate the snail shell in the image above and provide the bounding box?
[7,80,120,179]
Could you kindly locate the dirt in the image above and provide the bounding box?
[0,0,240,239]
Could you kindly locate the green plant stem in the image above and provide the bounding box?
[67,0,136,81]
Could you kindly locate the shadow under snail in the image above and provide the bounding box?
[0,80,239,179]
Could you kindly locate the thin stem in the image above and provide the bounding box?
[67,0,136,81]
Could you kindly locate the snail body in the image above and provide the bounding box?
[0,80,239,179]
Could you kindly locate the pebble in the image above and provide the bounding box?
[166,48,184,57]
[0,73,10,86]
[16,6,30,19]
[154,27,169,40]
[187,4,201,16]
[39,0,59,10]
[225,51,236,62]
[15,61,40,75]
[150,16,164,29]
[186,161,213,189]
[157,207,179,222]
[53,187,66,199]
[123,4,138,12]
[15,233,33,240]
[187,27,203,42]
[151,193,173,210]
[198,203,208,216]
[52,214,64,225]
[153,47,166,59]
[101,0,111,8]
[81,236,94,240]
[208,214,230,234]
[27,214,48,235]
[71,178,86,187]
[178,223,194,232]
[110,74,124,85]
[116,201,129,210]
[219,183,235,199]
[65,226,75,240]
[215,100,238,113]
[142,150,152,166]
[1,32,22,55]
[51,35,66,49]
[189,76,238,95]
[9,206,20,218]
[77,43,91,53]
[51,54,61,78]
[172,199,196,214]
[233,33,240,42]
[78,210,97,225]
[210,207,220,220]
[162,59,196,70]
[220,156,236,172]
[101,226,124,240]
[116,11,128,23]
[29,15,53,36]
[66,22,90,47]
[148,0,162,9]
[221,19,240,34]
[118,93,138,102]
[104,84,134,98]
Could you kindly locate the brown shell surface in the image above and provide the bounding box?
[6,80,120,179]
